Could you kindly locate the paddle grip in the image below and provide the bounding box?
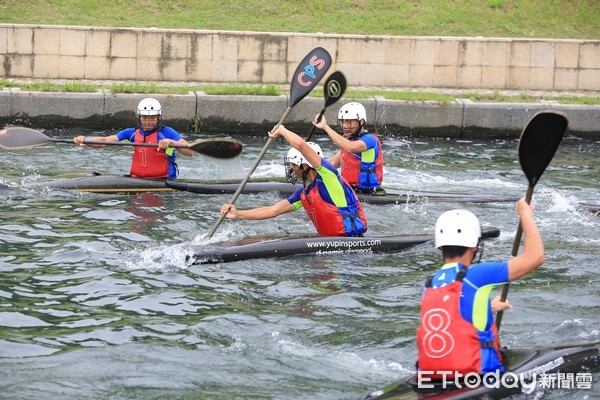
[305,107,327,142]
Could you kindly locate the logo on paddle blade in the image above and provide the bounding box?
[297,55,328,87]
[289,47,332,107]
[326,79,343,99]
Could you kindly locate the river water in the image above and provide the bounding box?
[0,129,599,399]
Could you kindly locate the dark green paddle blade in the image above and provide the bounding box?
[0,127,52,149]
[188,137,243,159]
[518,111,568,188]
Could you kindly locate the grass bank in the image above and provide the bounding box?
[1,1,599,104]
[0,0,598,39]
[1,79,599,105]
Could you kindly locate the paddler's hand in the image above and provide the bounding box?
[74,136,86,146]
[312,113,328,130]
[158,139,172,150]
[268,124,287,140]
[220,203,237,219]
[515,196,534,216]
[491,295,512,313]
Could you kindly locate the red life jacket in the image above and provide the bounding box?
[416,266,502,378]
[130,129,169,179]
[340,132,383,189]
[300,183,367,237]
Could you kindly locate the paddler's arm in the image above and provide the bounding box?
[269,125,322,169]
[220,199,294,220]
[313,114,367,153]
[507,197,545,281]
[73,134,119,148]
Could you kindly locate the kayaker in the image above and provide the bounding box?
[312,101,384,193]
[219,125,368,237]
[73,98,195,180]
[416,198,544,378]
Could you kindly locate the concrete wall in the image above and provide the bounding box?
[1,24,599,92]
[1,90,598,140]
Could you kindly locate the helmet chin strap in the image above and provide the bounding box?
[300,165,311,187]
[472,239,484,264]
[346,120,365,140]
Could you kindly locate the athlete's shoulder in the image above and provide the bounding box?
[318,157,338,174]
[288,185,304,199]
[359,132,377,148]
[471,260,508,270]
[159,126,181,139]
[466,261,509,284]
[116,127,136,140]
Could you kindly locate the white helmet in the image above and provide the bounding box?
[284,142,323,168]
[435,209,481,249]
[338,102,367,123]
[137,98,162,116]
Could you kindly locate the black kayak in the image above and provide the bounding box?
[19,175,517,203]
[359,340,600,400]
[188,227,500,264]
[167,179,520,205]
[16,175,600,216]
[22,175,173,194]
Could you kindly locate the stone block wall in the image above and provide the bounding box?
[1,24,599,92]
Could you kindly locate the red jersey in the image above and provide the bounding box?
[416,266,502,377]
[129,129,169,179]
[340,132,383,190]
[300,182,367,237]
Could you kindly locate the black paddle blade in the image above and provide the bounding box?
[289,47,332,107]
[518,111,568,187]
[190,138,243,159]
[323,70,347,107]
[305,71,347,142]
[0,126,51,150]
